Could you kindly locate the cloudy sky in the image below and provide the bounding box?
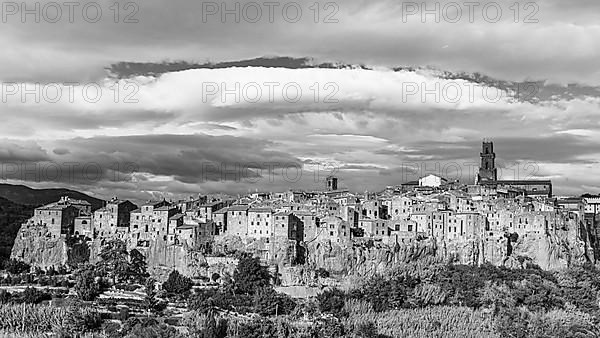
[1,0,600,202]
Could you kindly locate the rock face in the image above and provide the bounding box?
[10,225,69,269]
[145,237,209,281]
[10,212,594,286]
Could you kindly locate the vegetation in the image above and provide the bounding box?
[2,259,31,274]
[74,264,100,301]
[0,303,100,335]
[232,253,272,295]
[163,270,193,295]
[97,239,149,284]
[3,233,600,338]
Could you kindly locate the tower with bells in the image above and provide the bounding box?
[477,139,497,183]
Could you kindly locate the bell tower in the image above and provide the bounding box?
[477,139,497,183]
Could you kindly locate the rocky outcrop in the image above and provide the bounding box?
[10,225,69,269]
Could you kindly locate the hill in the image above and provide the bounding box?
[0,184,104,211]
[0,197,34,261]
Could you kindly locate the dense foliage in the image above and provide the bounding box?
[232,253,272,295]
[74,264,101,301]
[163,270,193,295]
[97,239,149,284]
[0,303,100,335]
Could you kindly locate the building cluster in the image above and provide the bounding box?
[18,142,600,262]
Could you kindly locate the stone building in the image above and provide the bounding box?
[247,208,273,239]
[129,200,178,247]
[226,205,250,236]
[93,198,137,239]
[273,212,303,241]
[29,197,80,239]
[318,216,351,244]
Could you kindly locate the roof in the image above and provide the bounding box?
[248,208,273,213]
[37,202,73,210]
[169,213,185,221]
[70,199,91,205]
[155,206,176,211]
[228,205,249,211]
[199,200,223,207]
[484,180,552,185]
[176,224,197,230]
[213,207,229,214]
[293,211,316,216]
[274,211,292,216]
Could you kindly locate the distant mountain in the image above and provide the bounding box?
[0,197,34,261]
[0,184,104,211]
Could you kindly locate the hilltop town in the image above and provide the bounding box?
[2,141,600,337]
[10,141,600,278]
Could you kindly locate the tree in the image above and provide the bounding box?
[67,238,91,269]
[3,259,30,274]
[74,265,100,301]
[233,254,271,295]
[253,287,297,316]
[163,270,193,295]
[202,309,227,338]
[128,249,149,283]
[97,239,131,285]
[144,277,163,316]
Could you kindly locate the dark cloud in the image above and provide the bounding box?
[52,148,70,155]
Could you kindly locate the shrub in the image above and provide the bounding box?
[189,288,254,314]
[163,270,193,295]
[233,254,271,295]
[317,288,347,315]
[356,276,410,312]
[62,304,103,333]
[19,287,51,304]
[315,268,330,278]
[0,290,11,304]
[74,265,100,301]
[3,259,30,274]
[253,287,297,316]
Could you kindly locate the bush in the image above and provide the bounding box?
[253,287,297,316]
[233,254,271,295]
[115,283,139,292]
[19,287,51,304]
[315,268,330,278]
[163,270,193,295]
[3,259,30,274]
[356,276,411,312]
[317,288,347,316]
[62,304,103,334]
[189,288,254,314]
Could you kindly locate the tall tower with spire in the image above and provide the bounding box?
[477,139,497,183]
